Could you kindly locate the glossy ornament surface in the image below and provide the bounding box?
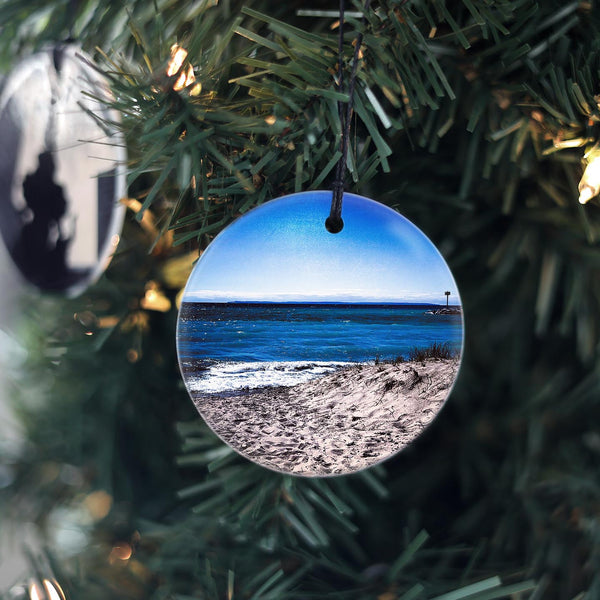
[177,191,463,476]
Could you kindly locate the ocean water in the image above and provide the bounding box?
[178,302,463,394]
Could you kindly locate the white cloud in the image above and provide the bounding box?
[183,288,458,304]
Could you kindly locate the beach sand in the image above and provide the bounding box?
[193,358,460,476]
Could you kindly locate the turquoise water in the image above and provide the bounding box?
[177,302,463,393]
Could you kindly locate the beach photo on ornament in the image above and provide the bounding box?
[177,191,463,476]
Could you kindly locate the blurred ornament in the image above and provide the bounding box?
[0,44,126,296]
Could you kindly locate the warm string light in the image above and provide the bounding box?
[167,44,202,96]
[120,197,174,253]
[28,582,42,600]
[43,580,65,600]
[29,579,66,600]
[109,542,133,564]
[140,281,171,313]
[84,489,113,520]
[578,153,600,204]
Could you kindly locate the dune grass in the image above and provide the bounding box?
[408,342,458,361]
[375,342,459,365]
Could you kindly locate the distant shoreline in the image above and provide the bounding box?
[193,357,460,476]
[181,300,462,308]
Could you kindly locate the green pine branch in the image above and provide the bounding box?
[3,2,600,599]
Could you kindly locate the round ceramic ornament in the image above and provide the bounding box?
[177,191,463,476]
[0,44,126,296]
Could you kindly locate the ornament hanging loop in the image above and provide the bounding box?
[326,0,371,233]
[326,181,345,233]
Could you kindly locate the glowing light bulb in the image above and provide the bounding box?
[28,582,43,600]
[167,45,188,77]
[578,154,600,204]
[140,282,172,312]
[28,579,65,600]
[109,542,133,564]
[43,579,66,600]
[167,44,200,94]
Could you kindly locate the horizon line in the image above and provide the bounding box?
[181,299,462,306]
[183,292,461,303]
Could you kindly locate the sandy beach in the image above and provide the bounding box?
[194,357,460,476]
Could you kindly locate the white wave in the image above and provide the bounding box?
[187,360,354,394]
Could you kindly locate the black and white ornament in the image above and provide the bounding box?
[0,44,126,296]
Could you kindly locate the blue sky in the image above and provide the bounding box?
[184,191,461,304]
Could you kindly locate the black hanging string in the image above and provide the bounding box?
[326,0,371,234]
[48,0,81,146]
[66,0,79,43]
